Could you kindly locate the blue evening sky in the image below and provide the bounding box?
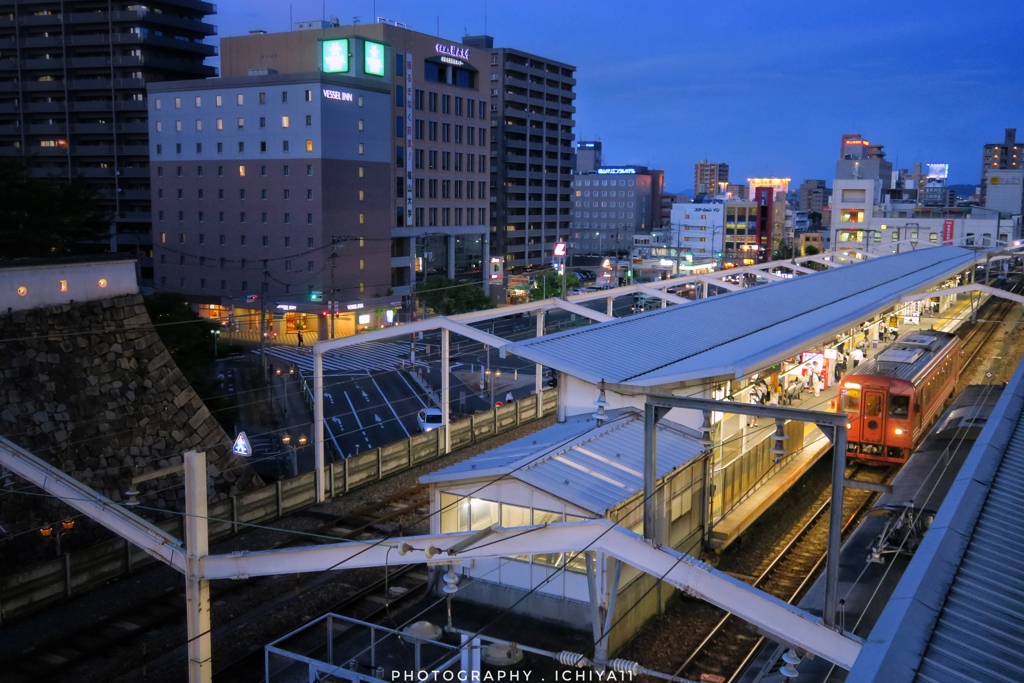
[214,0,1023,192]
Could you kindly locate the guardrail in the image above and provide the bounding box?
[0,390,557,623]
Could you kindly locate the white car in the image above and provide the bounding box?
[417,407,443,433]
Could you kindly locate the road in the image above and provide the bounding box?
[259,293,650,461]
[321,369,430,459]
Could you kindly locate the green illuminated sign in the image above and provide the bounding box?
[364,40,386,76]
[322,39,349,73]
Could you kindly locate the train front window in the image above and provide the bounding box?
[890,395,910,418]
[841,387,861,412]
[864,393,883,417]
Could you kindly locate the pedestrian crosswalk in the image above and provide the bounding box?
[257,341,428,374]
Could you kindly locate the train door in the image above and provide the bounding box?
[862,390,886,444]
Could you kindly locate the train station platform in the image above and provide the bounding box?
[706,290,980,552]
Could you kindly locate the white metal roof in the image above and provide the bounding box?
[420,409,706,515]
[848,360,1024,682]
[507,247,977,388]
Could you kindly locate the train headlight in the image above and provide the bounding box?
[894,428,904,435]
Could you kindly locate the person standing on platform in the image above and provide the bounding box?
[812,369,823,397]
[834,348,846,382]
[851,346,865,368]
[505,390,514,403]
[297,332,304,347]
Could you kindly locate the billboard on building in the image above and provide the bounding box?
[322,39,350,73]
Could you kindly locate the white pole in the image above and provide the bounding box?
[535,311,545,417]
[184,450,212,683]
[314,346,325,502]
[441,327,450,454]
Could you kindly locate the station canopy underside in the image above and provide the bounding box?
[507,247,978,389]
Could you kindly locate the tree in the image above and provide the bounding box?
[529,272,579,301]
[416,277,495,315]
[144,293,238,428]
[0,158,112,258]
[802,245,820,256]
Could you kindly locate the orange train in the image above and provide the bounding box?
[836,331,961,465]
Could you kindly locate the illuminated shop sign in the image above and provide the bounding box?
[321,38,350,73]
[596,168,637,175]
[435,43,470,59]
[439,56,464,66]
[323,88,354,102]
[346,303,364,310]
[364,41,386,76]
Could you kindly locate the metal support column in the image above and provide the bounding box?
[441,327,451,454]
[824,423,848,629]
[313,347,325,503]
[643,404,658,544]
[184,451,212,683]
[535,311,545,418]
[606,296,613,317]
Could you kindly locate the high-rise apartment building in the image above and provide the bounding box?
[0,0,217,282]
[694,159,728,196]
[980,128,1020,203]
[836,133,892,189]
[797,179,830,214]
[464,36,576,272]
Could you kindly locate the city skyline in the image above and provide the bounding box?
[214,0,1023,192]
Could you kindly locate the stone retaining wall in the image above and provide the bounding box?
[0,294,262,569]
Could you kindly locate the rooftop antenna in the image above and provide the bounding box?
[484,0,488,35]
[353,15,360,24]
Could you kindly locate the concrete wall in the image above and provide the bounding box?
[0,258,138,312]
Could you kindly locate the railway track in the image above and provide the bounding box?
[211,564,431,682]
[0,486,431,683]
[676,466,893,682]
[957,274,1024,375]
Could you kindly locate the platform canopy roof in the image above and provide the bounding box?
[421,409,705,516]
[506,247,978,389]
[849,352,1024,682]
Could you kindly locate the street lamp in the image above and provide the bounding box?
[485,368,502,407]
[39,517,75,556]
[281,434,306,477]
[210,328,221,357]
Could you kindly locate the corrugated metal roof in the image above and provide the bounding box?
[421,409,705,515]
[508,247,976,387]
[849,331,959,383]
[848,359,1024,682]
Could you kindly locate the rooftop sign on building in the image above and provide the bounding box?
[321,38,349,73]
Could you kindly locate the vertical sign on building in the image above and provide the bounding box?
[942,219,955,245]
[405,52,414,226]
[754,186,774,263]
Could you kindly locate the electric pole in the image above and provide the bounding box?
[260,260,269,379]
